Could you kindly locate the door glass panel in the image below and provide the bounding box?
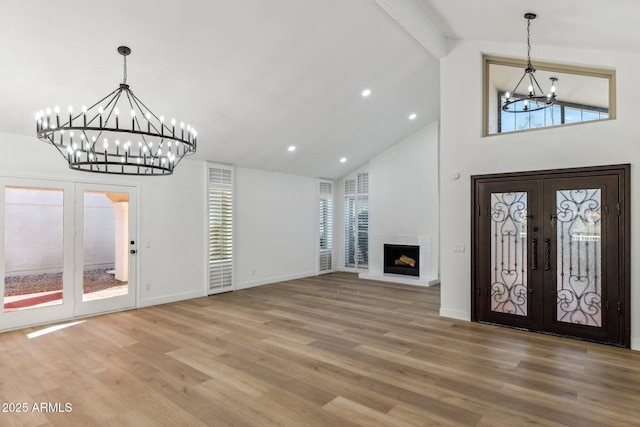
[490,192,528,316]
[4,187,64,312]
[82,191,129,302]
[556,189,601,327]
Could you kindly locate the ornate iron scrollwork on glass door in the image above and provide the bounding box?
[490,192,528,316]
[556,189,602,327]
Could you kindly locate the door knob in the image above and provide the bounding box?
[130,249,136,254]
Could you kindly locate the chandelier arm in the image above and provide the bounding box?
[510,72,529,97]
[531,73,546,96]
[62,87,122,127]
[527,73,537,96]
[101,89,125,126]
[123,89,155,150]
[127,91,170,136]
[92,91,121,129]
[47,136,69,159]
[122,88,141,131]
[83,87,120,116]
[127,89,196,154]
[122,89,165,160]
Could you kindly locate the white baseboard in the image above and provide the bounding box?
[358,273,439,287]
[138,290,206,308]
[439,307,471,321]
[631,338,640,352]
[235,271,316,290]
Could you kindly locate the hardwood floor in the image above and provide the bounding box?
[1,272,639,426]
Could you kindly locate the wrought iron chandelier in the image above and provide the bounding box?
[35,46,197,175]
[502,13,558,113]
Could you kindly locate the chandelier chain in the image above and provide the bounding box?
[123,54,128,84]
[527,17,532,69]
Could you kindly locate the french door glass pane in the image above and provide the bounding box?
[556,189,602,327]
[82,191,128,302]
[4,187,64,312]
[490,192,528,316]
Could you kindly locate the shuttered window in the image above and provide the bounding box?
[208,163,234,294]
[319,180,333,273]
[344,172,368,269]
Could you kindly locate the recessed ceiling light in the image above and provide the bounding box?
[340,157,347,163]
[288,145,296,152]
[409,113,417,120]
[361,89,371,97]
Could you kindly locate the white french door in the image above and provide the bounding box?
[0,178,137,331]
[1,178,75,330]
[74,183,137,317]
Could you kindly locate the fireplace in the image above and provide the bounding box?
[383,244,419,277]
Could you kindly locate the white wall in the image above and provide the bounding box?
[439,40,640,349]
[365,121,439,285]
[235,167,317,289]
[0,131,207,311]
[137,160,207,307]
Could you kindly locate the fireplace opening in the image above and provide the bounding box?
[384,244,419,277]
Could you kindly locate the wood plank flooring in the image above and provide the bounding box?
[1,272,640,426]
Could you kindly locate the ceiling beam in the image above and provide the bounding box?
[374,0,447,59]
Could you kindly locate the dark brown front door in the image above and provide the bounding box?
[472,165,630,347]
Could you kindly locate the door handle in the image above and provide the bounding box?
[550,214,557,228]
[531,238,538,270]
[544,238,551,271]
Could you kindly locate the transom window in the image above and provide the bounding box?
[483,55,616,136]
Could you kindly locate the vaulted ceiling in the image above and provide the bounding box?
[1,1,638,179]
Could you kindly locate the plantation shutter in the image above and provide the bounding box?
[319,180,333,273]
[208,163,234,294]
[344,178,356,268]
[356,173,369,268]
[343,173,368,270]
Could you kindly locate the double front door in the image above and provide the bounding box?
[472,165,629,347]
